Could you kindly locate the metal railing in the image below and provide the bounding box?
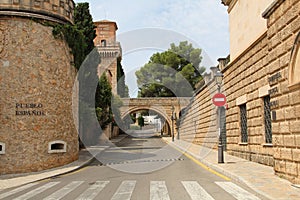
[264,95,272,144]
[240,104,248,143]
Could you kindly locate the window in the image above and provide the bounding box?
[101,40,107,47]
[264,95,272,143]
[0,142,5,154]
[240,104,248,143]
[48,141,66,153]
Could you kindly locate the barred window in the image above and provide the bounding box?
[240,104,248,143]
[264,95,272,143]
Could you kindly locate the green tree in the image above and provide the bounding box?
[74,2,96,56]
[52,2,96,70]
[117,57,129,97]
[111,95,123,128]
[53,24,86,70]
[136,41,205,97]
[95,74,113,130]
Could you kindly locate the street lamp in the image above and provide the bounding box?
[171,105,175,142]
[215,70,224,164]
[176,116,180,140]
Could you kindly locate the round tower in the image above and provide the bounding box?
[0,0,79,174]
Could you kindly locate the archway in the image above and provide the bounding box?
[121,106,173,136]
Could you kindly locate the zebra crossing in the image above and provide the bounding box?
[0,180,261,200]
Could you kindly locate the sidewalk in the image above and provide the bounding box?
[0,135,126,190]
[162,137,300,200]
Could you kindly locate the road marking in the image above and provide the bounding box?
[182,181,214,200]
[13,182,59,200]
[168,142,231,181]
[43,181,84,200]
[75,181,109,200]
[111,180,136,200]
[0,183,39,199]
[150,181,170,200]
[215,182,261,200]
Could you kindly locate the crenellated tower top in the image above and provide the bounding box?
[0,0,75,24]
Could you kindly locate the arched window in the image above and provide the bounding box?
[101,40,107,47]
[289,32,300,90]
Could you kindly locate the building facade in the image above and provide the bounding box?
[0,0,79,174]
[179,0,300,184]
[221,0,300,183]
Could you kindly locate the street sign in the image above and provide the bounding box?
[212,93,226,107]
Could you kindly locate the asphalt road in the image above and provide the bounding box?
[0,133,268,200]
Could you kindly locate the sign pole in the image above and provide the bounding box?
[213,92,226,164]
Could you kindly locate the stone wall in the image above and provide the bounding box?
[0,17,78,174]
[262,0,300,184]
[179,69,220,148]
[220,0,300,183]
[222,30,275,166]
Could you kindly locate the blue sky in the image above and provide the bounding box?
[74,0,229,97]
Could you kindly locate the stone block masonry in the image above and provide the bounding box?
[219,0,300,184]
[0,17,78,174]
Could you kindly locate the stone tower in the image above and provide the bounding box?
[94,20,122,95]
[0,0,78,174]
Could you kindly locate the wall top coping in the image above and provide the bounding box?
[0,0,75,24]
[221,0,238,13]
[221,32,268,73]
[262,0,285,19]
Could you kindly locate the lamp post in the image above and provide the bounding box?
[176,117,180,140]
[171,105,175,142]
[215,70,224,164]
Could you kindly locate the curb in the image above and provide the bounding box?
[0,151,97,190]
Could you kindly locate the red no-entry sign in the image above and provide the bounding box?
[212,93,226,107]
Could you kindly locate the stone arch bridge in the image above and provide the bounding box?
[120,97,191,135]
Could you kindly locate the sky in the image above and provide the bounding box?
[74,0,230,97]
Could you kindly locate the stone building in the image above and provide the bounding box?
[93,20,122,139]
[94,20,122,96]
[0,0,78,174]
[179,0,300,184]
[221,0,300,183]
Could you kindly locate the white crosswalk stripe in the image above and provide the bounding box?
[75,181,109,200]
[0,180,264,200]
[12,182,59,200]
[43,181,84,200]
[215,182,261,200]
[111,180,136,200]
[0,183,39,199]
[150,181,170,200]
[182,181,214,200]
